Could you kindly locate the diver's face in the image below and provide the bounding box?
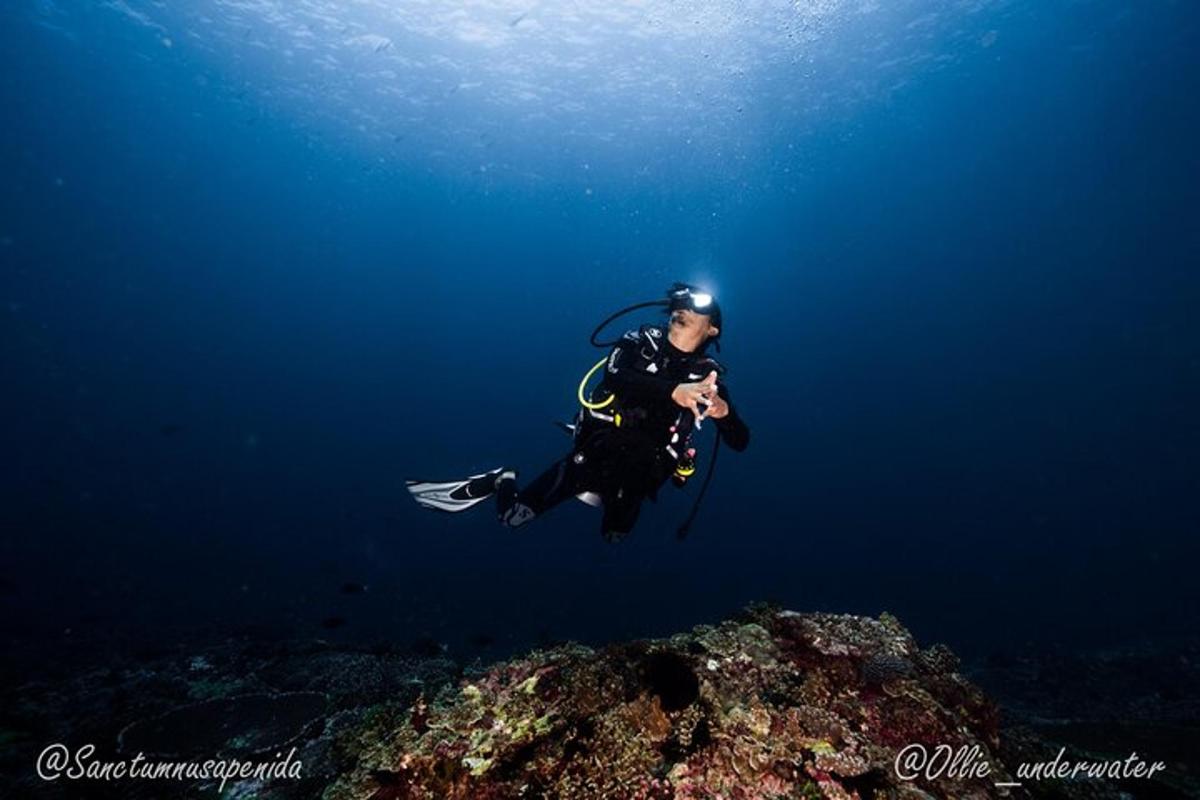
[668,308,719,353]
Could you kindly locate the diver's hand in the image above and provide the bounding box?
[705,391,730,420]
[671,371,719,425]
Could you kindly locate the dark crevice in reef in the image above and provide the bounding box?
[493,737,543,781]
[562,717,595,762]
[840,767,891,798]
[661,714,712,765]
[641,649,699,712]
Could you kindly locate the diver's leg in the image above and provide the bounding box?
[600,488,644,542]
[496,456,581,528]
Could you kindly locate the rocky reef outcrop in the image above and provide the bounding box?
[7,605,1192,799]
[327,605,1008,800]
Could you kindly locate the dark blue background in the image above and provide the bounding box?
[2,1,1197,661]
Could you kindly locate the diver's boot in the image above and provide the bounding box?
[494,470,518,510]
[495,470,535,528]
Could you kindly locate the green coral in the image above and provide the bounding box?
[462,755,493,776]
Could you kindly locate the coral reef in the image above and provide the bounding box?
[327,605,1009,800]
[6,608,1194,798]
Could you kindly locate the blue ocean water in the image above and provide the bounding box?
[2,0,1197,661]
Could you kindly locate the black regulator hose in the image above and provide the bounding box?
[677,433,720,541]
[589,299,669,348]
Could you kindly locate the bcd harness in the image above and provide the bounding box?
[578,327,711,497]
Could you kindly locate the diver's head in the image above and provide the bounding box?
[666,283,721,353]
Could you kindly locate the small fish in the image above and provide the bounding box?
[340,582,369,595]
[321,616,347,630]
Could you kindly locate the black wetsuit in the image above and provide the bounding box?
[497,324,750,539]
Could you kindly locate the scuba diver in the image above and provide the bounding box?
[406,283,750,541]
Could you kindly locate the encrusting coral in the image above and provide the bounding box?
[326,605,1010,800]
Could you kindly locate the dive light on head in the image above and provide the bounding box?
[666,283,721,332]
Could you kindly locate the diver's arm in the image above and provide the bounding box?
[712,383,750,452]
